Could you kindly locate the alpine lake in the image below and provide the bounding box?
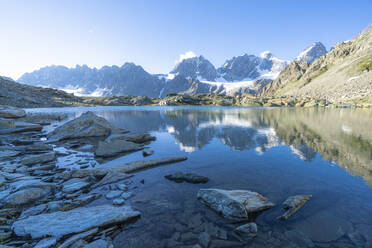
[26,106,372,248]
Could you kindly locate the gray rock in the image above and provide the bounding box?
[165,172,209,184]
[63,178,91,194]
[278,195,312,220]
[12,205,140,239]
[105,190,122,200]
[10,179,55,192]
[121,192,134,200]
[3,187,52,206]
[126,134,156,144]
[0,150,20,161]
[235,222,258,238]
[69,156,188,178]
[34,237,57,248]
[0,118,14,129]
[0,106,26,118]
[21,152,56,166]
[20,204,48,218]
[93,171,131,188]
[94,139,141,157]
[197,188,274,221]
[47,111,125,141]
[58,228,98,248]
[112,198,125,206]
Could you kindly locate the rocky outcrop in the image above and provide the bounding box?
[47,111,125,141]
[197,189,274,221]
[12,205,140,239]
[94,139,141,157]
[295,42,327,64]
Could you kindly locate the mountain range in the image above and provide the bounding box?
[17,41,326,98]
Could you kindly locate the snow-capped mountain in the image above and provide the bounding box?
[18,43,326,98]
[169,55,218,81]
[295,42,327,64]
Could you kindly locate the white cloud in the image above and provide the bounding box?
[176,51,197,64]
[88,29,94,34]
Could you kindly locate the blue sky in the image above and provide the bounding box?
[0,0,371,79]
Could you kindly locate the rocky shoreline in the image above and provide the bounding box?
[0,105,370,248]
[0,105,190,247]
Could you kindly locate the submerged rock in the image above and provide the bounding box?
[235,222,258,238]
[12,205,140,239]
[94,139,141,157]
[278,195,312,220]
[165,172,209,184]
[47,111,125,141]
[197,189,274,221]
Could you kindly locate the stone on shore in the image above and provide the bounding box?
[69,156,188,179]
[278,195,312,220]
[12,205,141,239]
[93,171,132,188]
[3,187,53,206]
[47,111,125,141]
[197,189,274,221]
[165,172,209,184]
[127,134,156,144]
[34,237,58,248]
[20,152,56,166]
[0,106,26,118]
[0,118,14,129]
[94,139,141,157]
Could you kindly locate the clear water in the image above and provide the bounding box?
[27,106,372,248]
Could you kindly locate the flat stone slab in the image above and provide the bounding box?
[62,178,91,194]
[0,106,26,118]
[21,152,56,166]
[197,188,274,221]
[12,205,141,239]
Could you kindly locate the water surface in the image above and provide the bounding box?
[28,106,372,248]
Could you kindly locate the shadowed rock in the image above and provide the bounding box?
[165,172,209,184]
[197,188,274,221]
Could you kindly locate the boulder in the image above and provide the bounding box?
[93,171,132,188]
[94,139,141,157]
[47,111,125,141]
[34,237,58,248]
[12,205,140,239]
[278,195,312,220]
[0,106,26,118]
[21,152,56,166]
[197,189,274,221]
[165,172,209,184]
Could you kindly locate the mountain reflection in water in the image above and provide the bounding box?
[96,107,372,186]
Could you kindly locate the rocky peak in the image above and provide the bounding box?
[170,55,218,81]
[295,42,327,64]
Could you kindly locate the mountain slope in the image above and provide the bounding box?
[260,25,372,105]
[19,63,165,98]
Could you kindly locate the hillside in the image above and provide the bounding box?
[260,25,372,107]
